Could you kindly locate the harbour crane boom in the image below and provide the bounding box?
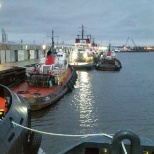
[131,38,137,49]
[124,37,129,46]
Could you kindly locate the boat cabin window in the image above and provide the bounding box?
[57,55,63,57]
[40,64,55,74]
[54,66,59,69]
[78,49,85,51]
[43,66,50,74]
[85,148,99,154]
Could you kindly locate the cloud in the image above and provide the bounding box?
[0,0,154,45]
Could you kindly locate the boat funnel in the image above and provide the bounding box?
[45,50,55,65]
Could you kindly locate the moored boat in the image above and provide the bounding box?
[0,84,42,154]
[11,49,77,111]
[69,25,95,70]
[95,43,122,71]
[59,129,154,154]
[114,48,121,52]
[2,31,78,111]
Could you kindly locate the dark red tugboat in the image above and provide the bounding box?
[95,43,122,71]
[0,84,42,154]
[12,61,77,111]
[12,40,77,111]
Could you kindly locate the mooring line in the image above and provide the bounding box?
[11,121,127,154]
[11,121,112,138]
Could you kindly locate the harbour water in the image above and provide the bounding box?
[31,52,154,154]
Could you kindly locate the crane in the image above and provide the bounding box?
[124,37,129,47]
[131,38,137,50]
[124,37,138,51]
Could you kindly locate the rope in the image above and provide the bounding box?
[11,121,112,138]
[121,142,128,154]
[11,121,127,154]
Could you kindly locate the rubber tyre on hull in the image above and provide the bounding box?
[67,83,73,92]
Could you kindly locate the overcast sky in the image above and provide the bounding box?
[0,0,154,46]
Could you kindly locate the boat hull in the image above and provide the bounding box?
[12,65,78,111]
[95,58,122,71]
[70,63,94,70]
[95,64,121,71]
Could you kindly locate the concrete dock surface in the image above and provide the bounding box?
[0,58,45,71]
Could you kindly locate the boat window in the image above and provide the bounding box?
[42,66,51,74]
[57,55,63,57]
[78,49,85,51]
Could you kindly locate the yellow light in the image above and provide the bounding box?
[83,52,87,58]
[143,151,149,154]
[42,44,46,50]
[103,148,108,153]
[72,52,77,59]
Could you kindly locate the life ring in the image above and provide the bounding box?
[28,132,42,154]
[111,129,141,154]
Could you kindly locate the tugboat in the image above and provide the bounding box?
[59,129,154,154]
[0,84,42,154]
[11,30,78,111]
[95,43,122,71]
[69,25,95,70]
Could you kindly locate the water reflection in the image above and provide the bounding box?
[75,71,98,130]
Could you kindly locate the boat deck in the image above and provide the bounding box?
[12,67,71,98]
[12,82,56,97]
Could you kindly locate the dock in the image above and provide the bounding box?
[0,42,74,71]
[0,58,44,71]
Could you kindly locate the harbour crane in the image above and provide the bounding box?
[124,37,129,47]
[124,37,138,50]
[131,38,137,50]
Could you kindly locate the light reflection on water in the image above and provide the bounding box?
[74,71,99,129]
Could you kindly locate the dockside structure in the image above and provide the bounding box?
[0,42,73,64]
